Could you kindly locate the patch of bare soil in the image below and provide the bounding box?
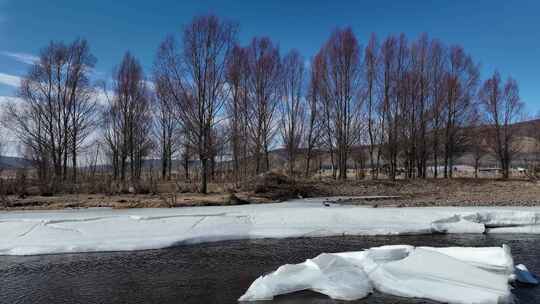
[0,193,242,210]
[314,178,540,207]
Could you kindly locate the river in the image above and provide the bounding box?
[1,234,538,304]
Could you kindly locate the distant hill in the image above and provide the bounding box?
[0,156,33,169]
[1,119,539,171]
[507,118,540,138]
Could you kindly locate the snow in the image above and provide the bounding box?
[1,200,540,255]
[418,245,514,273]
[240,245,518,304]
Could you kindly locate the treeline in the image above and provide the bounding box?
[0,15,526,194]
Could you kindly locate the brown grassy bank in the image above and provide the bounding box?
[1,173,540,210]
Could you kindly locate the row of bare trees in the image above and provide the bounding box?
[355,34,482,180]
[2,39,97,187]
[0,14,527,195]
[103,53,154,181]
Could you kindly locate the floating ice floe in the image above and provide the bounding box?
[1,201,540,255]
[514,264,539,285]
[240,244,536,304]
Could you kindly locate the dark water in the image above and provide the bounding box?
[1,234,539,304]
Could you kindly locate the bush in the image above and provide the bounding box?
[246,172,316,201]
[15,170,29,198]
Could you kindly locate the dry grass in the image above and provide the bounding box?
[2,174,540,210]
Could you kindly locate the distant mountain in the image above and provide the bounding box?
[0,156,33,169]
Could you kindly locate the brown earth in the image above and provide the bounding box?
[317,178,540,207]
[2,173,540,210]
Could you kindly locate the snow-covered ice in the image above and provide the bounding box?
[1,199,540,255]
[240,245,523,304]
[238,252,373,301]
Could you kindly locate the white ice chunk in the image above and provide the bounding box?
[418,244,514,273]
[240,245,517,304]
[238,253,372,301]
[369,248,512,304]
[514,264,539,285]
[475,210,539,227]
[363,245,414,263]
[431,214,486,234]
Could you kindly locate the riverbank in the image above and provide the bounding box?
[1,200,540,255]
[3,177,540,211]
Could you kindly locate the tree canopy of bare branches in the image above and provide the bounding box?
[225,45,249,185]
[103,52,153,182]
[246,37,281,174]
[154,15,237,193]
[314,28,363,180]
[479,71,524,179]
[279,50,305,176]
[2,39,97,187]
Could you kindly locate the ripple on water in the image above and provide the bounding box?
[0,234,538,304]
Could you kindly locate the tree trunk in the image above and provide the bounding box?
[200,158,208,194]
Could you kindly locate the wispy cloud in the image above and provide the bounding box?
[1,51,39,65]
[0,72,21,87]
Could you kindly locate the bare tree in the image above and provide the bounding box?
[467,105,488,178]
[479,71,524,179]
[279,50,305,177]
[304,57,323,177]
[427,39,447,178]
[316,27,363,180]
[246,37,281,174]
[410,34,430,178]
[225,45,249,185]
[153,80,178,180]
[180,126,194,181]
[442,46,479,178]
[364,33,381,179]
[313,52,337,178]
[3,39,96,187]
[379,35,399,180]
[155,15,237,193]
[103,52,153,182]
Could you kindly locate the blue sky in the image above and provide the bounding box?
[1,0,539,112]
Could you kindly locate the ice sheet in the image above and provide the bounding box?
[240,245,518,304]
[1,201,540,255]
